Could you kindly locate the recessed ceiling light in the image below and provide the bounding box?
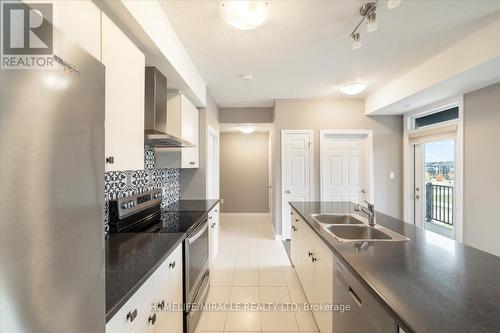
[240,74,253,80]
[239,125,256,134]
[220,1,268,31]
[340,82,368,96]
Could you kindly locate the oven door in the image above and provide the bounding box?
[184,218,209,303]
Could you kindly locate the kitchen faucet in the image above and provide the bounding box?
[356,200,376,226]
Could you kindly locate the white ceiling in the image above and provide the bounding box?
[161,0,500,107]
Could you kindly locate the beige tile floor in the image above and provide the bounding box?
[195,214,319,333]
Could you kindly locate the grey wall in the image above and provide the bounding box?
[464,82,500,256]
[220,132,270,213]
[180,92,219,199]
[219,107,274,123]
[273,98,403,235]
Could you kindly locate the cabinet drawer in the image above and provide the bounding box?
[155,260,183,333]
[106,277,154,333]
[153,245,182,288]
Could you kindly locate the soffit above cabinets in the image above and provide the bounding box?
[95,0,207,108]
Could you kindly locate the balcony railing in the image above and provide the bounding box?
[425,183,454,225]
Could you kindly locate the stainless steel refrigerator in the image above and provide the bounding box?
[0,28,105,332]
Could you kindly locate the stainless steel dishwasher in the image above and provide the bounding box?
[333,256,397,332]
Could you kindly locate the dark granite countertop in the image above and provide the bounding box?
[289,201,500,333]
[164,199,220,212]
[105,232,185,322]
[105,199,219,322]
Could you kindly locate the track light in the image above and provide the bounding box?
[366,11,378,32]
[352,32,362,50]
[349,0,401,50]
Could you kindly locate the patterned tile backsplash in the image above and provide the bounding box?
[104,146,180,228]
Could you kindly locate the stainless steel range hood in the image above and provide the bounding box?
[144,67,193,148]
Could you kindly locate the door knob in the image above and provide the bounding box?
[361,189,366,194]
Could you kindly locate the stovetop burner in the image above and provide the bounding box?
[142,211,206,233]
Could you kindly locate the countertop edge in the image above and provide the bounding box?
[289,202,414,332]
[105,233,186,323]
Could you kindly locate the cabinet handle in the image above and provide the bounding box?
[148,313,157,325]
[348,287,363,308]
[189,161,195,165]
[292,226,297,232]
[311,257,317,263]
[295,218,299,222]
[169,261,176,269]
[211,223,216,228]
[126,309,137,322]
[215,210,218,213]
[157,300,165,310]
[308,251,313,257]
[209,216,213,219]
[290,212,293,215]
[105,156,115,164]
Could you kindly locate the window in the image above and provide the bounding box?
[415,107,459,129]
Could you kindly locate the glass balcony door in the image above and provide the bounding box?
[414,139,455,239]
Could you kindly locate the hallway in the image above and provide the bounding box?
[195,214,319,333]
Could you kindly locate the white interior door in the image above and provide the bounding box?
[281,130,313,240]
[320,135,369,203]
[207,128,219,199]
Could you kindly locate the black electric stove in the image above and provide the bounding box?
[108,189,206,234]
[108,189,210,333]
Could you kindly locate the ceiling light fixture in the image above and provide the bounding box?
[366,11,378,32]
[240,74,254,80]
[387,0,402,9]
[220,1,268,31]
[349,0,401,49]
[239,125,256,134]
[352,32,362,50]
[340,82,368,96]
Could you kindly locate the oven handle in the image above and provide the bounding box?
[187,220,208,244]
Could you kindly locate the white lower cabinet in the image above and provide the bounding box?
[290,208,333,333]
[155,260,183,333]
[106,244,183,333]
[130,310,154,333]
[209,204,220,265]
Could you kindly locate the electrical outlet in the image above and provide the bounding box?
[390,171,395,179]
[220,198,224,204]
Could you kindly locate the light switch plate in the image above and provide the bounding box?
[390,171,395,179]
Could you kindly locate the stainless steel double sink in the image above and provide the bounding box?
[310,213,409,242]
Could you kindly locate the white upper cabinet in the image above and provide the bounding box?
[50,0,101,60]
[181,94,199,168]
[102,14,145,171]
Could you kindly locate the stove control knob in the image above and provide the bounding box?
[130,201,135,207]
[121,202,128,209]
